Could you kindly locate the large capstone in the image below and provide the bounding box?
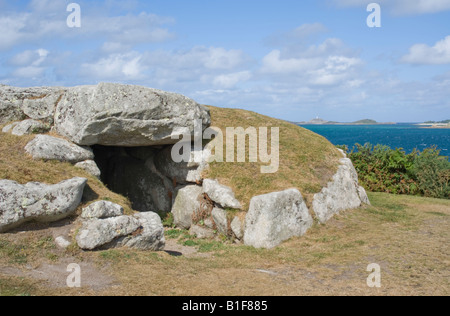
[53,82,210,147]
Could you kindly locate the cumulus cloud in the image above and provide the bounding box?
[213,71,252,89]
[401,36,450,65]
[80,52,146,80]
[260,37,363,87]
[0,1,175,51]
[9,49,49,79]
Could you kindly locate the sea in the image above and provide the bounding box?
[299,124,450,156]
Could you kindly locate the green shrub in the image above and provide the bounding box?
[341,143,449,199]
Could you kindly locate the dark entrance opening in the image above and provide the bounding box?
[92,145,173,215]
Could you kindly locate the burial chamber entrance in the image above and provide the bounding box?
[92,144,176,215]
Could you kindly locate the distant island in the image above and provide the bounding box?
[295,118,396,125]
[417,119,450,129]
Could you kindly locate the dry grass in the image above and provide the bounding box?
[204,106,341,209]
[1,192,448,296]
[0,131,134,215]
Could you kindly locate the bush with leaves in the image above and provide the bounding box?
[338,143,449,199]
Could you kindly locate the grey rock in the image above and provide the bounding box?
[81,201,124,219]
[154,145,211,184]
[0,85,66,124]
[358,186,371,205]
[202,179,241,210]
[54,83,211,147]
[189,225,215,239]
[55,236,72,249]
[11,119,49,136]
[2,122,19,133]
[0,177,87,233]
[75,160,101,179]
[230,216,244,240]
[312,158,367,223]
[76,215,140,251]
[171,185,202,229]
[211,207,228,235]
[114,212,166,251]
[244,189,313,249]
[25,135,94,163]
[203,218,215,229]
[76,212,165,251]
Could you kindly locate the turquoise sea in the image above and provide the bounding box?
[299,124,450,155]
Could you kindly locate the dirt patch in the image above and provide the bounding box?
[0,257,117,292]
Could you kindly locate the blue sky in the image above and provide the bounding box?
[1,0,450,122]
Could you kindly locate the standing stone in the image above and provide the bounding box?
[211,207,228,235]
[54,83,211,147]
[230,216,244,240]
[0,177,87,233]
[244,189,313,249]
[171,185,203,229]
[312,158,366,223]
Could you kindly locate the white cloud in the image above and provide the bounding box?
[260,38,363,87]
[0,14,29,50]
[80,52,146,80]
[0,1,175,51]
[261,50,322,74]
[213,71,252,89]
[401,36,450,65]
[9,49,49,79]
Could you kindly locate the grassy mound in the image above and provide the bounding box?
[204,106,341,209]
[0,105,342,213]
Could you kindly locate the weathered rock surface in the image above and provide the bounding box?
[76,212,165,251]
[76,215,140,250]
[230,216,244,240]
[171,185,203,229]
[1,119,49,136]
[211,207,228,235]
[53,83,210,147]
[244,189,313,249]
[113,212,166,251]
[312,158,369,223]
[202,179,241,210]
[81,201,124,219]
[75,160,101,179]
[0,85,66,125]
[358,186,371,205]
[0,177,87,233]
[25,135,94,163]
[154,145,211,184]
